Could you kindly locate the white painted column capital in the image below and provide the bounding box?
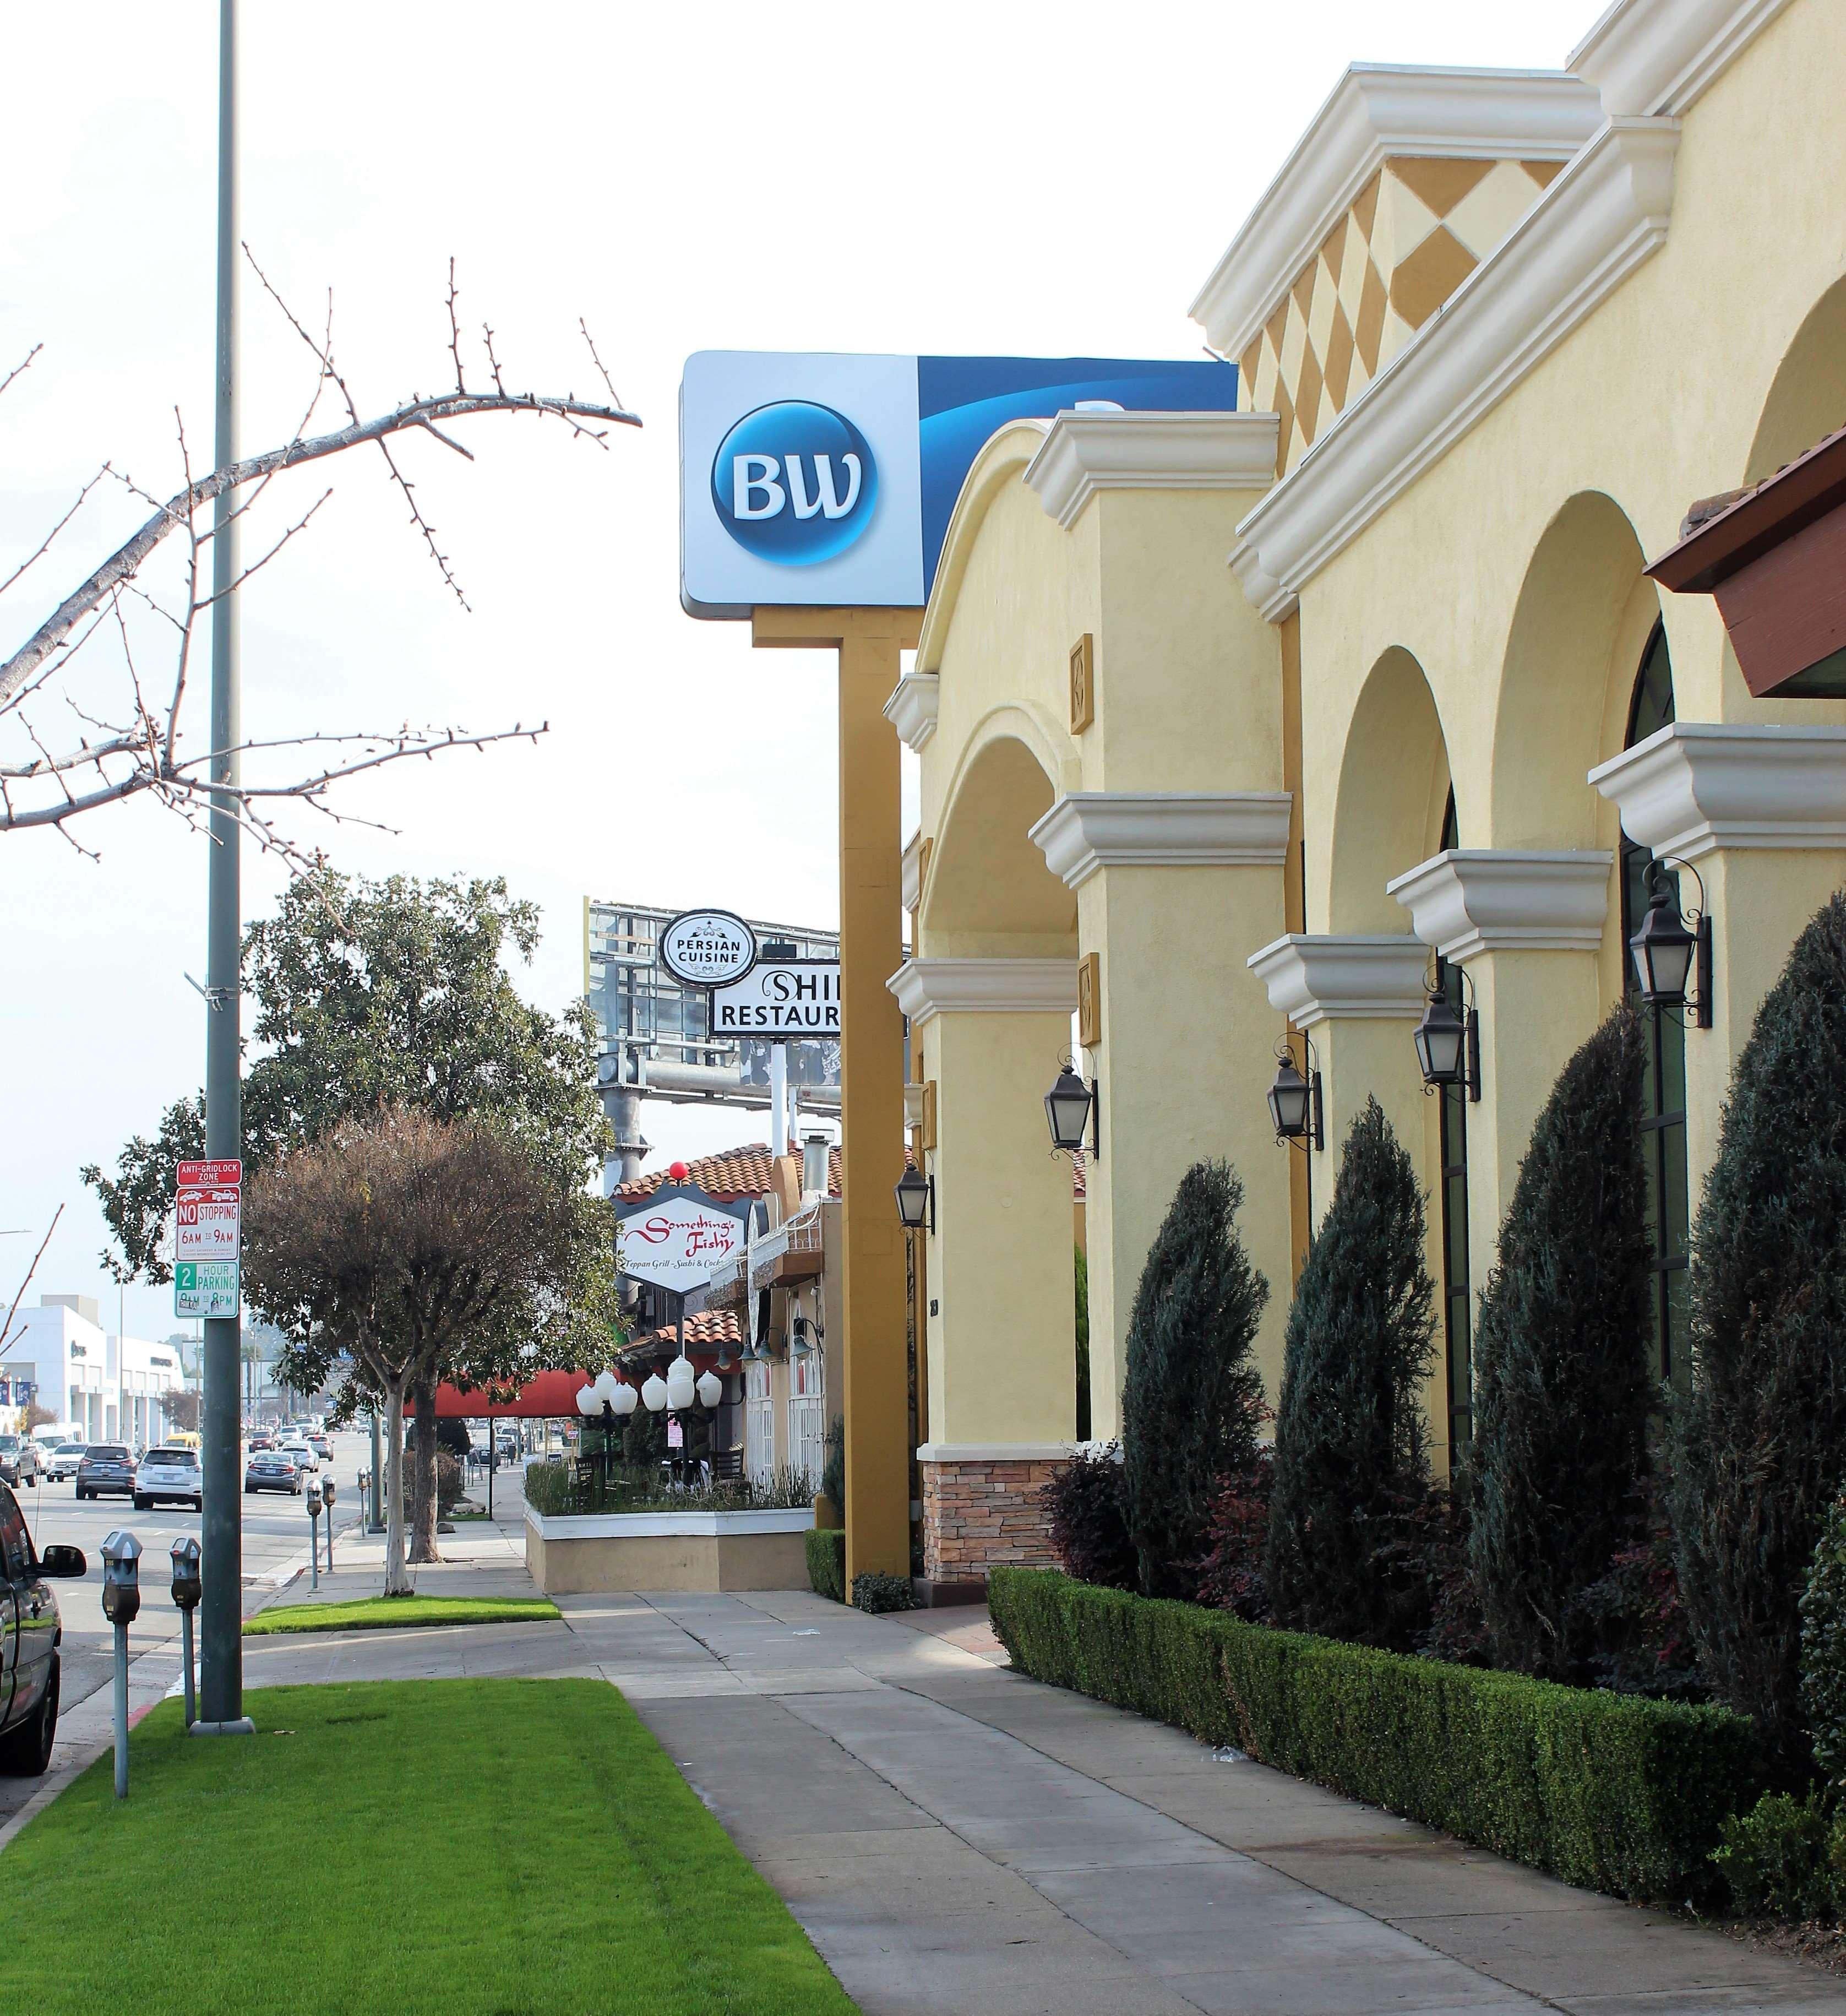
[1030,791,1292,890]
[1387,849,1611,963]
[1588,723,1846,861]
[886,958,1077,1028]
[1022,410,1281,530]
[883,671,939,753]
[1246,934,1431,1028]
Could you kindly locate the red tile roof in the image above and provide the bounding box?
[620,1307,744,1357]
[617,1142,842,1204]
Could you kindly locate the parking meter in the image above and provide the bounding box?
[101,1530,141,1800]
[320,1476,337,1572]
[170,1537,201,1729]
[101,1529,142,1627]
[306,1476,323,1589]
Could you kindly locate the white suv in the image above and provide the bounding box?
[134,1446,203,1511]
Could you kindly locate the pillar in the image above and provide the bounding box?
[754,607,918,1583]
[888,958,1077,1589]
[1031,792,1294,1429]
[1390,849,1612,1305]
[1591,723,1846,1189]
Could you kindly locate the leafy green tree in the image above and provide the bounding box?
[1266,1098,1436,1647]
[1670,894,1846,1764]
[83,869,612,1559]
[1468,1006,1653,1680]
[1120,1160,1268,1599]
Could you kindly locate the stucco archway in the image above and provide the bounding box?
[921,720,1077,955]
[1746,267,1846,484]
[1328,647,1453,931]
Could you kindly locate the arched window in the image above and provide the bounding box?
[1620,623,1691,1381]
[1436,791,1471,1452]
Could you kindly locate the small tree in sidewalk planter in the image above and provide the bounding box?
[1671,893,1846,1765]
[1468,1004,1654,1682]
[1121,1161,1270,1599]
[1266,1099,1437,1648]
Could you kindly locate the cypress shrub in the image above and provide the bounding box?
[1266,1098,1436,1647]
[805,1528,845,1602]
[1801,1495,1846,1788]
[1469,1005,1654,1681]
[1120,1161,1269,1599]
[1670,894,1846,1764]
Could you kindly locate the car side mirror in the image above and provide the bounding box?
[39,1544,86,1578]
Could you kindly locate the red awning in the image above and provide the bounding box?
[434,1357,722,1419]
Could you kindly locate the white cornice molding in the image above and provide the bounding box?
[1569,0,1795,117]
[1228,116,1680,625]
[1387,849,1612,961]
[1023,411,1280,530]
[883,671,940,753]
[1246,934,1431,1028]
[916,1443,1076,1465]
[1189,64,1604,362]
[886,958,1077,1026]
[1588,724,1846,861]
[1030,792,1293,890]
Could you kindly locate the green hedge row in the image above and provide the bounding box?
[988,1567,1762,1903]
[805,1529,845,1603]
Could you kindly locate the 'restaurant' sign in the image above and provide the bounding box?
[613,1182,750,1294]
[710,959,840,1040]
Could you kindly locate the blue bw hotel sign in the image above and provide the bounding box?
[680,351,1237,618]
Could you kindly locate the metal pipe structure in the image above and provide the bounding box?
[196,0,252,1738]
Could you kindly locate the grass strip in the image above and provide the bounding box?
[243,1593,560,1635]
[0,1679,859,2015]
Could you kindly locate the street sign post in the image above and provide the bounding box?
[175,1261,240,1319]
[710,959,841,1040]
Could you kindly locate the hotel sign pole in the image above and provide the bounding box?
[197,0,252,1736]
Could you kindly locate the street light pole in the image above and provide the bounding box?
[197,0,251,1737]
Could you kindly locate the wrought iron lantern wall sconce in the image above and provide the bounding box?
[1414,963,1481,1101]
[1266,1036,1324,1151]
[1044,1062,1099,1160]
[894,1164,935,1233]
[1630,856,1713,1027]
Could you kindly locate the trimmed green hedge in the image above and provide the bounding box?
[805,1528,845,1603]
[989,1567,1762,1903]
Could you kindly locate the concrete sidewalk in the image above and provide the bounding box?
[13,1476,1834,2013]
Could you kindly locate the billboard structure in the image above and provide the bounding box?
[680,351,1238,617]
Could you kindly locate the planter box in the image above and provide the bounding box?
[524,1504,815,1594]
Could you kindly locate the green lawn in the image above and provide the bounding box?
[0,1680,858,2015]
[244,1593,561,1635]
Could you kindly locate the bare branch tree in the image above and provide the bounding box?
[0,265,639,862]
[0,1205,63,1360]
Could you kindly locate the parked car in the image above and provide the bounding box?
[244,1449,302,1496]
[134,1446,203,1512]
[74,1444,136,1501]
[0,1436,40,1488]
[0,1483,84,1775]
[46,1443,86,1483]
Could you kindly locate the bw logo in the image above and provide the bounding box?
[711,400,878,565]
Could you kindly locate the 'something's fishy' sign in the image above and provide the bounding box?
[710,959,840,1040]
[614,1189,747,1294]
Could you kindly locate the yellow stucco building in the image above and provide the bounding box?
[886,0,1846,1587]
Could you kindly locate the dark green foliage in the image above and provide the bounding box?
[820,1412,845,1518]
[990,1567,1764,1905]
[1802,1496,1846,1787]
[1195,1459,1272,1620]
[1074,1243,1092,1443]
[1120,1161,1269,1598]
[851,1571,915,1614]
[621,1404,667,1469]
[1041,1446,1135,1589]
[1468,1007,1654,1681]
[1671,894,1846,1762]
[1266,1100,1436,1646]
[805,1529,845,1603]
[1712,1790,1842,1920]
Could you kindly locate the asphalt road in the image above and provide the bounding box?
[10,1427,374,1722]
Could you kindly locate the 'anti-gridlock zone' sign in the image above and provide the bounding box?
[175,1158,241,1317]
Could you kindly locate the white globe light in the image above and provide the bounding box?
[640,1373,668,1413]
[665,1356,696,1411]
[574,1384,597,1416]
[612,1382,638,1417]
[696,1370,722,1409]
[592,1369,621,1406]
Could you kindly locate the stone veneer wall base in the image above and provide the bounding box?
[921,1455,1071,1584]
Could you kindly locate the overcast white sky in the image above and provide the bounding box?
[0,1,1595,1344]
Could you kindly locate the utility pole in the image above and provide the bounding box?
[195,0,251,1737]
